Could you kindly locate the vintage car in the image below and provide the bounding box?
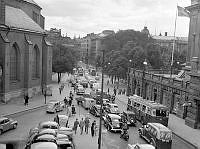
[103,113,122,132]
[80,79,88,88]
[0,117,17,135]
[75,93,91,105]
[138,123,172,149]
[76,85,85,95]
[127,144,155,149]
[46,100,65,113]
[57,133,73,149]
[58,114,69,127]
[105,103,120,114]
[29,121,59,137]
[82,98,95,110]
[89,104,101,117]
[121,111,137,126]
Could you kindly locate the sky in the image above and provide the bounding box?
[34,0,191,38]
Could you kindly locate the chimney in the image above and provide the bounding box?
[165,32,167,36]
[0,0,5,24]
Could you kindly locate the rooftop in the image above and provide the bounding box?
[152,35,188,42]
[23,0,41,8]
[5,6,44,33]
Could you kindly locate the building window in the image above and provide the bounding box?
[10,44,19,81]
[33,11,39,23]
[32,45,40,78]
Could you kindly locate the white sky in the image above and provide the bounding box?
[35,0,191,38]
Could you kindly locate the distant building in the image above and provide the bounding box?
[152,34,188,53]
[81,30,114,65]
[0,0,52,102]
[46,28,71,45]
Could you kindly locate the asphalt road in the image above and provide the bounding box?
[0,74,197,149]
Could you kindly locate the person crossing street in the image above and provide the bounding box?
[79,118,85,135]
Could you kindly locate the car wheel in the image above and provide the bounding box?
[138,130,142,137]
[0,129,2,135]
[13,124,17,129]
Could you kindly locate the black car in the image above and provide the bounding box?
[89,105,101,117]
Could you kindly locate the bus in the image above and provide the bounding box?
[127,95,169,126]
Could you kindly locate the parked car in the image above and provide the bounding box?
[29,121,59,137]
[105,103,120,114]
[103,113,122,132]
[75,93,91,105]
[89,104,101,117]
[82,98,95,110]
[138,123,172,149]
[0,117,17,135]
[46,100,65,113]
[80,79,88,88]
[121,111,137,126]
[76,85,85,95]
[29,142,57,149]
[127,144,155,149]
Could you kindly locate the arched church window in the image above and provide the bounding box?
[10,44,19,81]
[32,45,40,78]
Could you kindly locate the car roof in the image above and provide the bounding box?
[148,123,171,132]
[39,129,56,135]
[108,103,118,106]
[0,117,8,121]
[48,100,59,103]
[39,121,58,126]
[30,142,57,149]
[37,134,56,140]
[108,114,121,119]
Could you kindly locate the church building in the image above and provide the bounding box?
[0,0,52,102]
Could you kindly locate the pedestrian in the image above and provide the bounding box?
[94,121,98,136]
[54,114,59,125]
[69,99,72,106]
[79,118,85,135]
[64,97,68,108]
[107,80,109,85]
[113,88,116,96]
[59,87,62,95]
[69,91,74,99]
[72,105,76,115]
[24,94,29,106]
[107,88,109,94]
[73,119,79,134]
[91,120,96,137]
[84,117,90,134]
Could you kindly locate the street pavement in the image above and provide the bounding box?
[0,72,200,149]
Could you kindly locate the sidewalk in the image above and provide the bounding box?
[116,94,200,149]
[0,73,72,117]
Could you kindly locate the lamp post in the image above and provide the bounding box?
[142,59,147,99]
[127,59,132,96]
[98,49,105,149]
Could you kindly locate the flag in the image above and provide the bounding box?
[177,6,189,17]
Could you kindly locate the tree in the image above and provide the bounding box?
[52,44,80,83]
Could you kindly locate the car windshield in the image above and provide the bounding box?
[41,124,58,129]
[160,131,172,141]
[156,109,167,117]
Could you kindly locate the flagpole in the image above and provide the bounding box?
[170,4,178,78]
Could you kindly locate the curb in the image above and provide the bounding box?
[2,104,47,118]
[172,132,198,149]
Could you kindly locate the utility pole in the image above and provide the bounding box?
[98,49,105,149]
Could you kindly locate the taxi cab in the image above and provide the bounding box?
[138,123,172,149]
[121,111,137,126]
[105,103,120,114]
[46,100,65,113]
[103,113,122,132]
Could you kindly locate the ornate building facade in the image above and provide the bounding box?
[0,0,52,102]
[128,0,200,129]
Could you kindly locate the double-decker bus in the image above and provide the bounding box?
[127,95,169,126]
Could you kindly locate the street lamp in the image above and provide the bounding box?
[142,59,147,98]
[127,59,132,96]
[98,49,105,149]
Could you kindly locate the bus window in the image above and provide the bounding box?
[156,109,167,117]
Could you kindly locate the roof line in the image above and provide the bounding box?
[8,26,45,35]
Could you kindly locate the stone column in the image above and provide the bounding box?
[0,31,10,102]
